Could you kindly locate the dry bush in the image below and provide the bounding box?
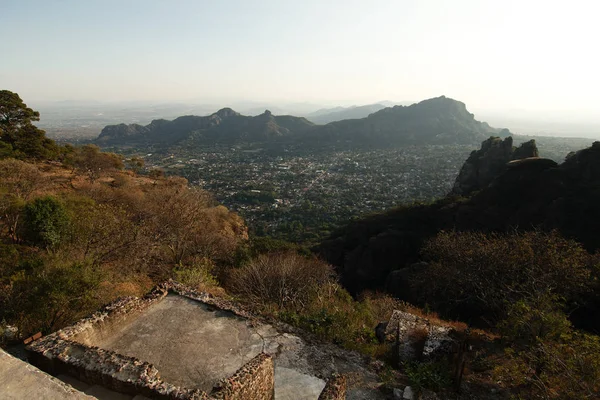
[73,145,123,183]
[359,292,405,323]
[173,256,225,297]
[228,252,335,309]
[0,158,47,200]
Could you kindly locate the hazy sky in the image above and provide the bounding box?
[1,0,599,114]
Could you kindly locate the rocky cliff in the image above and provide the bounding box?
[451,137,539,196]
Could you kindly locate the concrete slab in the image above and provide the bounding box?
[274,367,326,400]
[0,349,93,399]
[93,295,265,392]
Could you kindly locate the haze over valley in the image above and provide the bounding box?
[2,1,600,399]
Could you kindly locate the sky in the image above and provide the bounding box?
[1,0,599,117]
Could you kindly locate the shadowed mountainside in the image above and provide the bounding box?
[317,140,600,298]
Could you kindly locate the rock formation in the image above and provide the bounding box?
[451,136,539,196]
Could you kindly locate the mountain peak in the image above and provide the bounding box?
[214,108,240,119]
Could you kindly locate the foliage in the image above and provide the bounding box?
[0,90,59,160]
[73,144,124,183]
[229,252,334,309]
[173,257,222,295]
[22,196,70,249]
[404,360,452,392]
[2,257,104,334]
[494,296,600,399]
[0,156,248,337]
[416,230,594,324]
[125,156,144,173]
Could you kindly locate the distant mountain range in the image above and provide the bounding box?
[97,96,511,147]
[304,103,390,124]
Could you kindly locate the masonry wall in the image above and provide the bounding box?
[318,374,347,400]
[211,353,275,400]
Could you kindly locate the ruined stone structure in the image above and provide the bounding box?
[380,310,458,364]
[26,281,348,399]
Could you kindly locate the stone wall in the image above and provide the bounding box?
[25,281,276,400]
[211,353,274,400]
[318,374,347,400]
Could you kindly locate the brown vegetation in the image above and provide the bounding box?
[0,157,247,336]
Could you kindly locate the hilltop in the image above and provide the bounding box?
[96,96,511,147]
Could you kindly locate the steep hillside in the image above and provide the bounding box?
[0,155,248,337]
[318,140,600,298]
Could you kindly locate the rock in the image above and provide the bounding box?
[382,310,458,363]
[393,387,404,399]
[452,136,539,196]
[2,324,18,342]
[511,139,539,160]
[403,385,414,400]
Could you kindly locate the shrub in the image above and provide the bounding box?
[22,196,70,249]
[229,252,335,309]
[494,298,600,399]
[173,257,223,296]
[405,360,452,392]
[416,230,593,323]
[5,260,104,335]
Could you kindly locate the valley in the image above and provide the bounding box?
[106,134,593,243]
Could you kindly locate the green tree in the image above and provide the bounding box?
[0,90,40,134]
[22,196,70,249]
[0,90,58,160]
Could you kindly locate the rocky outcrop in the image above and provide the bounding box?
[451,137,539,196]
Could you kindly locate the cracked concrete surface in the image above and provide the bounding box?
[95,295,266,392]
[91,294,382,399]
